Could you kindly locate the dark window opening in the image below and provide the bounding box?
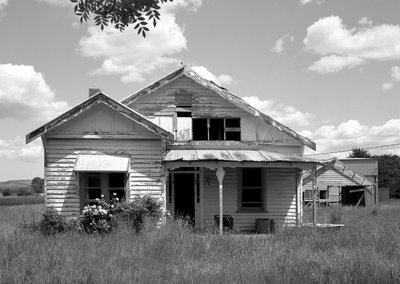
[193,119,208,140]
[241,168,263,210]
[209,119,224,140]
[177,111,192,117]
[226,118,240,128]
[109,173,125,201]
[192,118,241,141]
[226,131,241,141]
[319,190,327,200]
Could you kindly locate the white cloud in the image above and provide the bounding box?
[79,0,202,83]
[271,34,294,54]
[358,17,373,27]
[382,66,400,91]
[391,66,400,81]
[0,137,43,162]
[242,96,315,129]
[0,0,8,17]
[304,16,400,73]
[299,0,324,5]
[308,55,365,74]
[191,66,233,86]
[34,0,72,7]
[382,82,394,91]
[303,119,400,158]
[0,64,69,121]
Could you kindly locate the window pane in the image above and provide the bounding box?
[88,174,101,187]
[209,119,224,140]
[226,131,240,141]
[242,168,262,187]
[225,118,240,127]
[242,188,262,203]
[88,188,101,200]
[192,119,208,140]
[109,173,125,187]
[109,189,125,201]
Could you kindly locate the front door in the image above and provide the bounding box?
[174,173,195,223]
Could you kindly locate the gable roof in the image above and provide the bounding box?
[121,65,316,150]
[302,159,374,186]
[26,92,173,144]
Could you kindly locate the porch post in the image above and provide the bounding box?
[216,167,225,236]
[311,166,317,226]
[162,169,170,223]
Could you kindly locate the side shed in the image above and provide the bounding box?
[302,160,375,207]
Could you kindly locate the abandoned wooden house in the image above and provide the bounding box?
[302,159,376,207]
[26,65,322,233]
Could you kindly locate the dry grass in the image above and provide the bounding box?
[0,202,399,283]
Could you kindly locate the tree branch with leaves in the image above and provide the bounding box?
[71,0,172,37]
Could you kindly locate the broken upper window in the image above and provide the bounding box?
[192,118,241,141]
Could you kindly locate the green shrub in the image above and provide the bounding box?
[2,189,11,196]
[79,195,162,234]
[17,188,31,196]
[42,208,69,234]
[113,195,162,232]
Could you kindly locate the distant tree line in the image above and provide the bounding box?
[348,148,400,198]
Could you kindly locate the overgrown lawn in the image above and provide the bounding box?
[1,203,399,283]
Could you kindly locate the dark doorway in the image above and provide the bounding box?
[342,186,365,206]
[174,173,195,222]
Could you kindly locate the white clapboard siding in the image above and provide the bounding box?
[203,168,297,231]
[45,138,164,216]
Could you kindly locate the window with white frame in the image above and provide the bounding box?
[239,168,264,211]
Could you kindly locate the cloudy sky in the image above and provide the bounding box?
[1,0,400,181]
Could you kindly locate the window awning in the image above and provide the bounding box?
[74,155,130,172]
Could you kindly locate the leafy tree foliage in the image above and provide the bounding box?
[376,154,400,198]
[71,0,172,37]
[347,148,372,158]
[31,177,44,194]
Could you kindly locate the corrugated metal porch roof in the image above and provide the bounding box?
[164,149,320,163]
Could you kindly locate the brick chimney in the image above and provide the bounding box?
[89,88,101,97]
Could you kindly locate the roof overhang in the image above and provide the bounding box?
[121,65,316,150]
[164,149,321,167]
[74,155,130,172]
[26,92,173,144]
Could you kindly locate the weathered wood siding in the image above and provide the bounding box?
[303,168,359,191]
[127,76,302,147]
[48,102,160,139]
[203,168,298,231]
[44,103,164,216]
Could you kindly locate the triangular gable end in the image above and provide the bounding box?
[26,92,173,144]
[302,159,374,186]
[121,65,316,150]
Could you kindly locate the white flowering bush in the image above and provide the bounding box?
[80,194,120,234]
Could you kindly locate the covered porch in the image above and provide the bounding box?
[163,149,320,234]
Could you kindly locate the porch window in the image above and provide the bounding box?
[239,168,264,211]
[80,172,127,210]
[192,118,240,141]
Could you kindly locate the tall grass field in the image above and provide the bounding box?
[1,202,399,283]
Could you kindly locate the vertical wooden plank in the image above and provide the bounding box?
[216,167,225,236]
[311,166,317,226]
